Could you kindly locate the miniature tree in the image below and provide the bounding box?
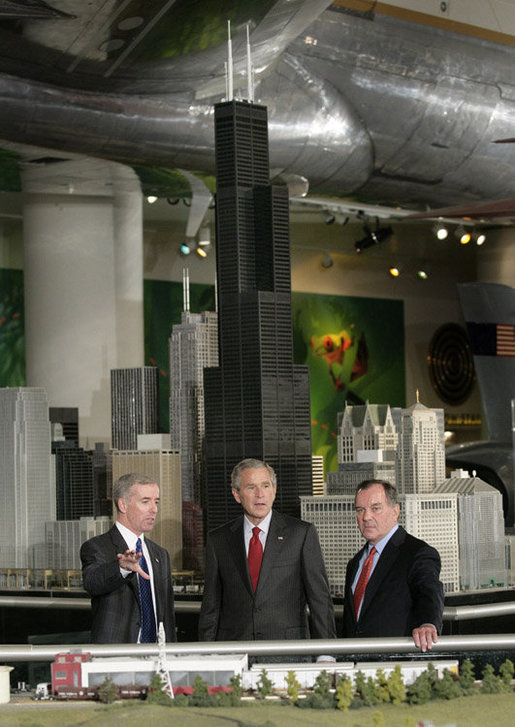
[459,659,477,695]
[190,675,216,706]
[217,673,242,706]
[256,669,274,698]
[432,668,461,700]
[375,669,390,703]
[406,670,432,705]
[387,664,406,704]
[366,675,381,705]
[335,674,353,712]
[313,670,332,696]
[146,673,173,706]
[499,658,514,687]
[285,670,301,703]
[481,663,507,694]
[353,670,368,706]
[98,676,118,704]
[372,709,385,727]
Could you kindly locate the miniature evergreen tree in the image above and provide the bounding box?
[481,663,508,694]
[256,669,274,698]
[366,675,381,705]
[387,664,406,704]
[372,709,385,727]
[285,670,301,703]
[406,670,432,705]
[313,670,332,696]
[432,668,461,700]
[190,675,216,706]
[98,676,118,704]
[499,658,514,687]
[375,669,390,703]
[146,673,173,706]
[335,674,353,712]
[353,670,368,706]
[459,659,477,695]
[228,673,243,702]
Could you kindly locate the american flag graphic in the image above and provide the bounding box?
[497,324,515,357]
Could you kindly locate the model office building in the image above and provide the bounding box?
[0,387,56,569]
[110,366,160,450]
[203,99,312,530]
[169,302,218,504]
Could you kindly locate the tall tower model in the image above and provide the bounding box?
[169,272,218,503]
[110,367,159,450]
[0,387,56,568]
[204,100,312,530]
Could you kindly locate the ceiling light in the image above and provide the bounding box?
[354,222,393,253]
[460,231,471,244]
[417,268,429,280]
[146,195,157,204]
[433,223,448,240]
[388,266,401,278]
[180,242,192,256]
[196,246,208,258]
[476,232,486,245]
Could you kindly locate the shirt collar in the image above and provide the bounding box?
[116,521,144,550]
[244,508,273,536]
[369,523,399,556]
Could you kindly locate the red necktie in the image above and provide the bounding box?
[248,526,263,591]
[353,545,377,618]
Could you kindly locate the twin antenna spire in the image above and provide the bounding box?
[225,20,254,102]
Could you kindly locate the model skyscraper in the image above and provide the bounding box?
[204,99,312,529]
[110,367,159,450]
[0,387,56,568]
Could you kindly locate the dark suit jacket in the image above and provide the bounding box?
[342,526,444,638]
[198,510,336,641]
[80,525,177,643]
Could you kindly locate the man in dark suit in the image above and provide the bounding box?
[199,458,336,643]
[80,473,176,643]
[342,479,444,652]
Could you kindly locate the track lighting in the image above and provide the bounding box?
[324,213,335,225]
[388,265,401,278]
[354,221,393,253]
[476,232,486,245]
[146,195,157,204]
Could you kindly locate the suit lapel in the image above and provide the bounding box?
[227,517,253,595]
[360,527,405,616]
[254,510,285,596]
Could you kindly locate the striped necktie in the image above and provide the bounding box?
[353,545,377,618]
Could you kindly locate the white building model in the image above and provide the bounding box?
[302,399,507,595]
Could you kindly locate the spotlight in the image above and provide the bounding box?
[324,213,336,225]
[476,232,486,246]
[417,268,429,280]
[321,252,334,269]
[196,246,208,258]
[455,225,471,244]
[388,265,401,278]
[146,195,158,204]
[180,242,192,256]
[433,223,448,240]
[354,223,393,253]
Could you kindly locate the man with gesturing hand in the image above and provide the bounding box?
[81,473,176,643]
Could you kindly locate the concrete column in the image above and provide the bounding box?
[22,159,144,445]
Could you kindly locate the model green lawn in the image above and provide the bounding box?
[1,693,514,727]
